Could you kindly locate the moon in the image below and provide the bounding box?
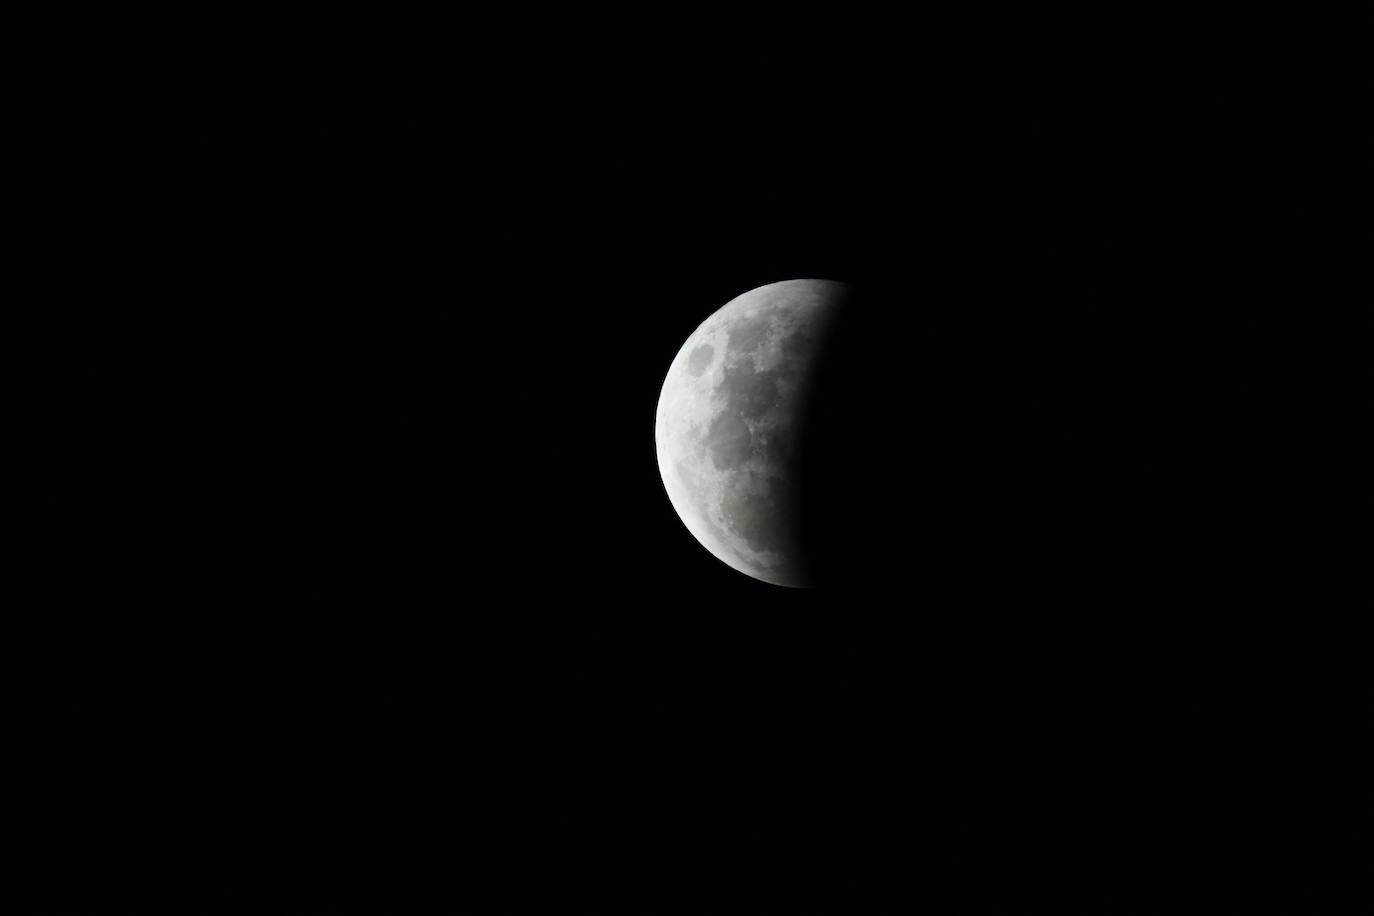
[655,279,850,587]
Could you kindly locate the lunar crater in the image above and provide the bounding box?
[687,345,714,375]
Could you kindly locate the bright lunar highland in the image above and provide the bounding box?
[655,279,849,587]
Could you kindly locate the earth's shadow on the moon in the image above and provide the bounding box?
[791,283,1005,597]
[792,284,928,593]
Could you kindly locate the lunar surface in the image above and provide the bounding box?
[655,279,849,587]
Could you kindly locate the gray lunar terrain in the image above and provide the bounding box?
[655,279,849,587]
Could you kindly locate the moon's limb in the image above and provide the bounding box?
[655,279,849,587]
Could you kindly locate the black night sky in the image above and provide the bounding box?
[19,14,1369,914]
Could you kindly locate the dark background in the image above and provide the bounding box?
[19,14,1369,914]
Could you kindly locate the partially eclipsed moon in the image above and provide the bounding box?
[655,279,849,587]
